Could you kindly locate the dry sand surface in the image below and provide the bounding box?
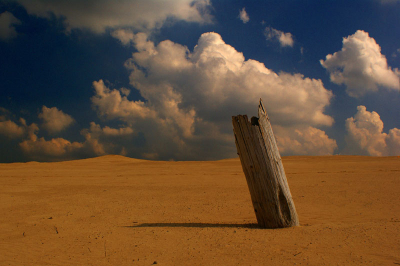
[0,155,399,265]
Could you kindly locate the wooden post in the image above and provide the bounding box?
[232,99,299,228]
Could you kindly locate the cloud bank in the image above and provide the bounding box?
[0,108,106,161]
[0,119,25,139]
[15,0,213,33]
[17,122,116,161]
[90,32,335,160]
[264,27,294,47]
[0,109,35,140]
[345,106,400,156]
[19,135,85,160]
[0,11,21,41]
[275,126,337,156]
[111,29,135,46]
[1,32,339,161]
[38,106,75,134]
[321,30,400,97]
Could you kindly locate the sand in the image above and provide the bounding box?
[0,155,399,265]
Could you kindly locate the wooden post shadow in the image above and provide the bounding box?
[232,99,299,228]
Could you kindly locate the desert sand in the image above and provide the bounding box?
[0,155,399,265]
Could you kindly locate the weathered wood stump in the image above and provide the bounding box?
[232,99,299,228]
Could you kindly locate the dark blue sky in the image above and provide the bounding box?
[0,0,399,162]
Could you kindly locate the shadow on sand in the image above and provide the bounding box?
[124,223,259,229]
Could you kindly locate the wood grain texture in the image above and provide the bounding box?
[232,99,299,228]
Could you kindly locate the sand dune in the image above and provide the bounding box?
[0,155,399,265]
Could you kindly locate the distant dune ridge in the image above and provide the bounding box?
[0,155,399,265]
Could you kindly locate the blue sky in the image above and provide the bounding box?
[0,0,399,162]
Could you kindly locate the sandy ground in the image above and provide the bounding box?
[0,155,399,265]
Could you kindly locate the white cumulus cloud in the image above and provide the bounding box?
[320,30,400,97]
[0,108,128,161]
[345,105,400,156]
[91,32,335,160]
[0,11,21,41]
[38,106,75,134]
[264,27,294,47]
[111,29,135,46]
[19,121,108,161]
[238,8,249,23]
[0,119,25,139]
[19,136,85,160]
[91,80,156,121]
[0,110,39,140]
[78,122,136,156]
[275,126,337,156]
[15,0,213,33]
[85,122,134,137]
